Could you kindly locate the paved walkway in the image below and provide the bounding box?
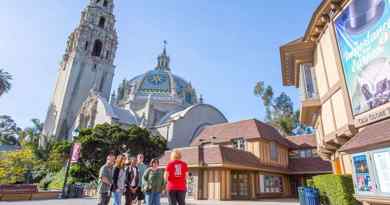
[0,197,299,205]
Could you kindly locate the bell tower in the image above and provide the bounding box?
[43,0,118,139]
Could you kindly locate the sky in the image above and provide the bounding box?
[0,0,320,128]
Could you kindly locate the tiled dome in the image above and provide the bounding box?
[118,46,197,105]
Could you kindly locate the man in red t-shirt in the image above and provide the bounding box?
[165,150,188,205]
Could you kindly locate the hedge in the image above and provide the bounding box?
[312,174,359,205]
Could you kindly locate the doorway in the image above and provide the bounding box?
[231,171,250,199]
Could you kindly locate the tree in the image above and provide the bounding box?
[254,81,310,135]
[0,69,12,97]
[70,123,167,182]
[0,115,21,146]
[0,147,36,184]
[18,118,43,145]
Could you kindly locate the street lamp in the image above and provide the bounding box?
[60,128,80,199]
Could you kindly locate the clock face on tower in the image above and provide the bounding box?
[147,74,167,85]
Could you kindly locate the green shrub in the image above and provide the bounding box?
[306,179,314,188]
[312,174,359,205]
[39,172,55,190]
[48,169,66,190]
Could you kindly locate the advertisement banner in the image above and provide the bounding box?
[70,143,81,163]
[353,154,375,192]
[334,0,390,115]
[373,150,390,193]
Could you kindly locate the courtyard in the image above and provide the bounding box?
[0,198,299,205]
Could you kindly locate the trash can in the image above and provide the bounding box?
[304,187,320,205]
[298,187,306,205]
[74,184,84,198]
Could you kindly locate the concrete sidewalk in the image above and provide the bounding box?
[0,197,299,205]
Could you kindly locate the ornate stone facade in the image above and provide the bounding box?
[43,0,118,138]
[44,0,227,148]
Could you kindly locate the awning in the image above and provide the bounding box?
[340,118,390,153]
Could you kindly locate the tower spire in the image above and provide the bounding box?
[156,41,170,71]
[43,0,118,139]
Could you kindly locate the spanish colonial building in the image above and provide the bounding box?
[159,119,332,200]
[42,0,227,148]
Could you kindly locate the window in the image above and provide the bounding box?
[84,41,89,51]
[99,72,106,92]
[270,142,278,161]
[259,175,283,193]
[106,51,110,59]
[299,149,313,158]
[98,17,106,28]
[352,154,375,193]
[299,63,318,100]
[232,138,245,150]
[92,64,97,72]
[185,92,192,104]
[92,40,103,57]
[103,0,108,7]
[352,148,390,195]
[289,150,299,159]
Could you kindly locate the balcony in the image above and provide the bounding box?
[299,64,320,125]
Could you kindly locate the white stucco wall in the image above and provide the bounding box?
[167,104,228,148]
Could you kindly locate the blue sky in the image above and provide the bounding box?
[0,0,320,128]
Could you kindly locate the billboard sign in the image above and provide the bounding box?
[334,0,390,115]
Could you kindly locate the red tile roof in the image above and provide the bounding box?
[159,145,332,174]
[340,118,390,153]
[191,119,294,148]
[286,134,317,149]
[159,145,289,174]
[288,158,332,174]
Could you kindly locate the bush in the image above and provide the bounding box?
[69,163,92,183]
[39,172,55,190]
[312,174,359,205]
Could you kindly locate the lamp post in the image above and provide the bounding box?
[60,128,80,199]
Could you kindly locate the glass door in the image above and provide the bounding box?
[231,171,250,199]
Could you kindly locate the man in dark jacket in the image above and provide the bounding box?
[124,156,139,205]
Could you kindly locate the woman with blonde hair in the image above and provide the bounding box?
[164,149,188,205]
[111,154,126,205]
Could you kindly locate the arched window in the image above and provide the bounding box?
[103,0,108,7]
[84,41,89,51]
[98,17,106,28]
[92,40,103,57]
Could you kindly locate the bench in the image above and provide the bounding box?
[0,184,38,201]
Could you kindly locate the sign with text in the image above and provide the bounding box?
[334,0,390,115]
[354,101,390,126]
[373,149,390,193]
[70,143,81,163]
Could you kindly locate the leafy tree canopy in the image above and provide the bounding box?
[71,123,167,182]
[254,81,312,136]
[0,115,21,146]
[0,69,12,97]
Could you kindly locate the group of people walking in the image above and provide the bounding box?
[97,150,188,205]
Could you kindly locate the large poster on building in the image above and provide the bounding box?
[353,154,375,192]
[334,0,390,115]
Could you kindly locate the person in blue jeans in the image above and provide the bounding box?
[142,159,165,205]
[111,154,126,205]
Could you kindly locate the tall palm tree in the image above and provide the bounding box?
[0,69,12,97]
